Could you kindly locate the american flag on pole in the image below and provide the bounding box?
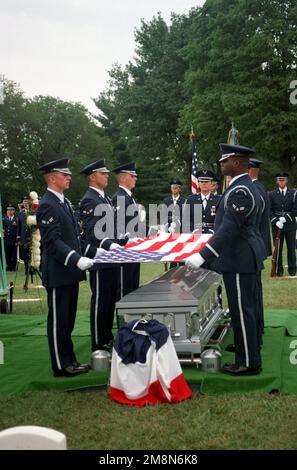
[191,130,199,194]
[93,233,213,264]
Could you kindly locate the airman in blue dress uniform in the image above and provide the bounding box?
[184,170,221,234]
[161,179,186,268]
[3,205,18,271]
[37,158,96,377]
[161,179,186,233]
[186,144,264,375]
[269,173,297,276]
[17,196,31,277]
[79,160,127,352]
[111,162,143,297]
[248,158,272,342]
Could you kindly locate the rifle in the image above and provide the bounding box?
[270,228,282,277]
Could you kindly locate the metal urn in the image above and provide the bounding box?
[200,348,221,373]
[91,350,111,372]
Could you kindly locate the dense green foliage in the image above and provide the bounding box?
[0,78,112,208]
[95,0,297,198]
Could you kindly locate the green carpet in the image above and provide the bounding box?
[0,309,296,395]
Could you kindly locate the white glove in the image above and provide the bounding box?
[126,237,144,245]
[276,221,284,229]
[159,224,168,233]
[168,222,176,234]
[109,243,121,250]
[96,248,106,257]
[118,232,130,240]
[279,217,286,224]
[77,257,94,271]
[185,253,205,269]
[148,226,159,236]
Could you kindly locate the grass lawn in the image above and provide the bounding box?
[1,259,297,449]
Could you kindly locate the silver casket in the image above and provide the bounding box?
[116,266,227,364]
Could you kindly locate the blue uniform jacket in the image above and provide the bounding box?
[161,195,186,232]
[79,187,126,269]
[112,187,147,238]
[199,175,264,273]
[253,179,272,258]
[17,210,31,247]
[3,215,18,246]
[184,193,221,233]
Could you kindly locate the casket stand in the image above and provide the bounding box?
[116,266,229,366]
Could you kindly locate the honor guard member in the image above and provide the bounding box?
[210,175,220,195]
[3,205,18,271]
[17,196,31,277]
[161,179,186,268]
[79,160,127,352]
[161,179,186,234]
[248,158,272,340]
[37,158,96,377]
[111,162,143,297]
[269,173,297,276]
[184,170,221,234]
[186,144,264,376]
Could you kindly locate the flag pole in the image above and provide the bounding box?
[190,127,200,194]
[222,123,239,192]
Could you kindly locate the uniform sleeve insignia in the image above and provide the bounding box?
[41,217,54,225]
[82,208,93,215]
[226,186,254,216]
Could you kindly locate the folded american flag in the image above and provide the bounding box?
[93,233,213,263]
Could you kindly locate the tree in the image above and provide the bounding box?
[94,12,198,203]
[179,0,297,187]
[0,77,112,207]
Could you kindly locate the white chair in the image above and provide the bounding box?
[0,426,67,450]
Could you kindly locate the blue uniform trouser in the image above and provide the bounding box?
[4,244,17,270]
[272,227,296,276]
[255,271,264,345]
[47,283,79,372]
[223,272,261,368]
[119,263,140,298]
[90,267,120,350]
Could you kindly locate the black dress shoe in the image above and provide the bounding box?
[72,362,90,371]
[225,343,236,352]
[53,364,89,378]
[221,363,261,376]
[92,343,113,353]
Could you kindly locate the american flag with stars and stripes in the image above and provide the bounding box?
[191,131,199,194]
[93,233,213,264]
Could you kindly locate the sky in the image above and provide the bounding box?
[1,0,205,113]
